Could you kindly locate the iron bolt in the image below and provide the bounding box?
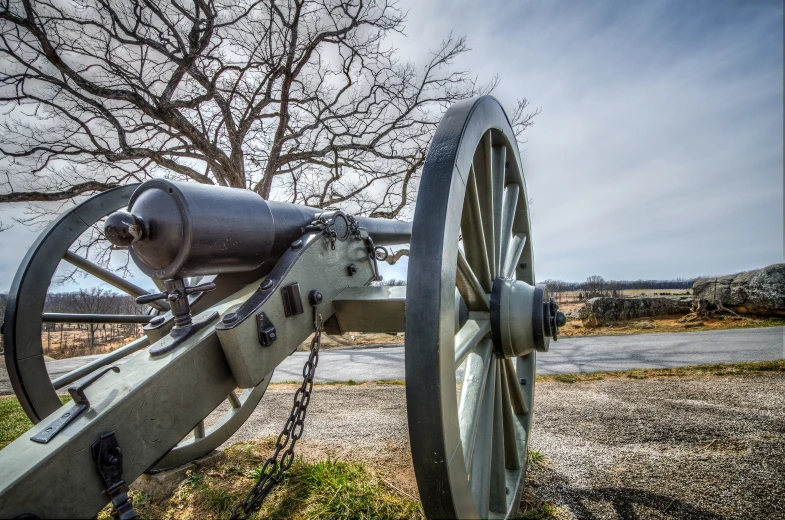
[223,312,238,324]
[104,447,121,465]
[309,291,323,306]
[555,311,567,328]
[260,279,273,290]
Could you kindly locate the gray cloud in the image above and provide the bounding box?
[391,0,782,281]
[1,0,782,292]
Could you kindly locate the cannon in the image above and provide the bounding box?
[0,96,564,519]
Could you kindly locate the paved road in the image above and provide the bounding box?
[274,326,784,382]
[2,327,782,393]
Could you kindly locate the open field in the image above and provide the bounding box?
[553,289,692,316]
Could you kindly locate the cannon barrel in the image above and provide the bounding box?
[104,179,411,279]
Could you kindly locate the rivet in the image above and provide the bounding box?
[150,316,165,326]
[223,312,238,324]
[260,279,273,290]
[291,239,303,250]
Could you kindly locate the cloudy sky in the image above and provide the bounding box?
[0,0,782,292]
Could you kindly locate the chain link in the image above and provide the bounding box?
[229,311,323,519]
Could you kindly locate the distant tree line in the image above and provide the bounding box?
[0,289,149,356]
[375,279,407,287]
[541,276,696,303]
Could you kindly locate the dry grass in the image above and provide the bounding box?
[99,437,424,520]
[537,359,785,384]
[40,326,143,360]
[558,315,785,338]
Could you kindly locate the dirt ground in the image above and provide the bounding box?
[210,372,785,519]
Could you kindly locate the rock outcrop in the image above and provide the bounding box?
[692,264,785,317]
[578,297,691,328]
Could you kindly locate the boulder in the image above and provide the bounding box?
[578,297,691,328]
[692,264,785,317]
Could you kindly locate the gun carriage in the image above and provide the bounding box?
[1,96,564,519]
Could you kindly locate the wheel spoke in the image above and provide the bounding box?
[457,248,490,311]
[503,358,529,416]
[489,360,507,513]
[461,166,493,291]
[469,353,496,516]
[228,391,242,409]
[479,132,497,279]
[42,313,153,324]
[454,318,491,370]
[459,339,493,471]
[499,360,521,470]
[193,421,205,440]
[63,250,170,312]
[52,336,149,390]
[491,145,506,278]
[499,184,520,274]
[503,233,527,279]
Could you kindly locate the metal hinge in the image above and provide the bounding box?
[92,432,137,520]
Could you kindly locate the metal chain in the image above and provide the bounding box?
[229,311,323,519]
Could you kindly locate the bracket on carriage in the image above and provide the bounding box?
[30,366,121,444]
[91,432,137,520]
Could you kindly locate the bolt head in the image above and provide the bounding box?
[309,290,323,305]
[223,312,238,324]
[555,311,567,328]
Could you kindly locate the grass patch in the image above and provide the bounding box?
[536,360,785,384]
[115,438,423,520]
[0,395,71,450]
[527,449,546,467]
[517,503,561,520]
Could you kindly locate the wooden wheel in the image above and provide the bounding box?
[406,96,553,519]
[2,185,270,469]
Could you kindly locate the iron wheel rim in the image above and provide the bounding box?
[406,96,537,519]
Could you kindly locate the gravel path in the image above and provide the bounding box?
[213,372,785,519]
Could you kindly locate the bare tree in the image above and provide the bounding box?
[65,287,120,349]
[0,0,538,227]
[583,275,606,299]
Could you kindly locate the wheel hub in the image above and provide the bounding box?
[490,278,566,357]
